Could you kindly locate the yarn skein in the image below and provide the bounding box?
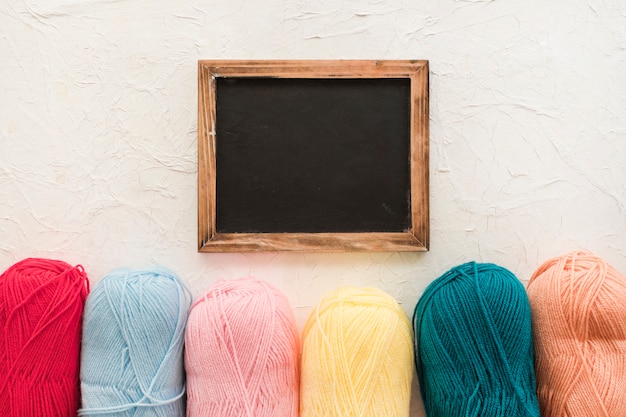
[79,266,192,417]
[300,286,414,417]
[0,258,90,417]
[527,251,626,417]
[413,262,540,417]
[185,277,300,417]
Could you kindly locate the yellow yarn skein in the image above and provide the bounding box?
[300,287,414,417]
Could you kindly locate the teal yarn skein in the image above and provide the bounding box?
[413,262,540,417]
[79,267,192,416]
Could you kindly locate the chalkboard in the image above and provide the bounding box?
[198,60,429,252]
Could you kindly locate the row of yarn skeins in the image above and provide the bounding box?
[0,257,411,417]
[1,251,625,417]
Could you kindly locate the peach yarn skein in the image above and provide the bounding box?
[527,251,626,417]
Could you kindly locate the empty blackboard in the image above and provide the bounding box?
[198,60,429,252]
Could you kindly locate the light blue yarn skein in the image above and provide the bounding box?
[79,267,192,417]
[413,262,540,417]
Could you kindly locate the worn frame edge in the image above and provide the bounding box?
[198,60,429,252]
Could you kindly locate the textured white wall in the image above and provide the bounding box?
[1,1,625,414]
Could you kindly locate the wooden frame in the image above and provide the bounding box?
[198,60,429,252]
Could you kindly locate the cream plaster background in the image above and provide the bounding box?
[1,0,625,415]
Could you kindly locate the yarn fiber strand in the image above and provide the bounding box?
[527,251,626,417]
[79,266,192,417]
[0,258,90,417]
[300,286,414,417]
[185,277,300,417]
[413,262,540,417]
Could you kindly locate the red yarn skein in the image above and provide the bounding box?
[0,258,90,417]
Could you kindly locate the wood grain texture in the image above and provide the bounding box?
[199,233,428,253]
[198,60,429,252]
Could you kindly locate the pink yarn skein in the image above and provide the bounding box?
[185,277,299,417]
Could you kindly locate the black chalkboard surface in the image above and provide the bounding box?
[215,77,410,234]
[198,60,429,252]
